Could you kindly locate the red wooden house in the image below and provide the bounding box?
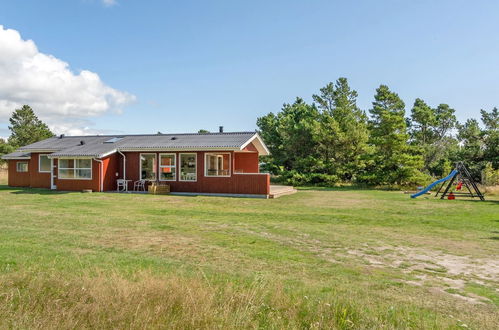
[2,131,272,197]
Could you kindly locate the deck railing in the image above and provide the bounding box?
[232,173,270,195]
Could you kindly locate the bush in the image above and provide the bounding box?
[481,162,499,186]
[275,171,339,187]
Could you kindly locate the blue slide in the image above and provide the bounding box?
[410,170,458,198]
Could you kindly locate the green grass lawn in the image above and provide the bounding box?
[0,176,498,328]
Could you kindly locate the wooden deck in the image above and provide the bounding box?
[108,184,297,199]
[269,185,297,199]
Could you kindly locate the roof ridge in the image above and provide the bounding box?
[49,131,256,138]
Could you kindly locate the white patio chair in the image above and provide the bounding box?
[134,179,146,191]
[117,179,127,192]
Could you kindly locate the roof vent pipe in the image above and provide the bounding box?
[219,126,224,133]
[80,140,85,145]
[59,134,65,139]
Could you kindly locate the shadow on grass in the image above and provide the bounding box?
[0,185,71,195]
[296,186,379,192]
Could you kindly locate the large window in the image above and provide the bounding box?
[159,154,176,181]
[39,154,51,173]
[59,159,92,179]
[16,162,28,172]
[180,153,197,181]
[140,153,157,180]
[205,153,230,177]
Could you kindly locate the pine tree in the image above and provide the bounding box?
[313,78,370,180]
[367,85,425,185]
[8,105,54,148]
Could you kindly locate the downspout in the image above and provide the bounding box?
[117,150,126,179]
[93,158,104,192]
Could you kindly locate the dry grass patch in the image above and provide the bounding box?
[483,185,499,196]
[0,169,7,185]
[0,270,424,330]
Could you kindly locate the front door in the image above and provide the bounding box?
[50,158,57,189]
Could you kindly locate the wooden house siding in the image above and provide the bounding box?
[6,142,269,195]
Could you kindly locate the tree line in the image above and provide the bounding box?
[1,99,498,187]
[257,78,499,187]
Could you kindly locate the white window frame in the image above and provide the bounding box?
[139,153,157,181]
[158,153,176,181]
[58,158,93,180]
[204,152,231,177]
[38,154,51,173]
[179,153,197,182]
[16,161,28,172]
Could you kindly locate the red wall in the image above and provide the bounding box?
[234,152,259,173]
[103,154,119,191]
[7,149,268,195]
[50,155,117,192]
[29,153,51,188]
[121,151,268,195]
[7,160,30,187]
[242,142,258,152]
[54,159,101,192]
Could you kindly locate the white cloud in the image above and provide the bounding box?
[0,25,135,135]
[102,0,117,7]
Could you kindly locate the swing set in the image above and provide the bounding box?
[411,162,485,201]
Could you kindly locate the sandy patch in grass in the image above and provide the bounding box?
[237,228,499,305]
[345,246,499,281]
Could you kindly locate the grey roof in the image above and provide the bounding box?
[1,151,31,160]
[14,132,265,158]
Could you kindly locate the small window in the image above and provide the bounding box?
[58,158,92,179]
[205,153,230,177]
[159,154,176,181]
[39,155,51,172]
[16,162,28,172]
[140,153,157,180]
[180,153,197,181]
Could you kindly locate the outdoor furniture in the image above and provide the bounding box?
[116,179,129,192]
[134,179,147,191]
[148,182,170,195]
[181,173,196,181]
[117,179,132,192]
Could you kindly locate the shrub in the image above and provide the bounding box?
[481,162,499,186]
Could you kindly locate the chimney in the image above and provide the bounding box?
[219,126,224,133]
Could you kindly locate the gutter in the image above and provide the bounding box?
[117,150,126,180]
[93,158,104,192]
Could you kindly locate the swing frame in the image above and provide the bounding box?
[434,162,485,201]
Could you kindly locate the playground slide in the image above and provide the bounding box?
[410,170,458,198]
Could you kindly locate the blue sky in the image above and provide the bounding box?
[0,0,498,136]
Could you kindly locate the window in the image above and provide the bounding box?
[39,155,51,172]
[140,153,157,180]
[180,153,197,181]
[159,154,176,181]
[16,162,28,172]
[205,153,230,177]
[59,159,92,179]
